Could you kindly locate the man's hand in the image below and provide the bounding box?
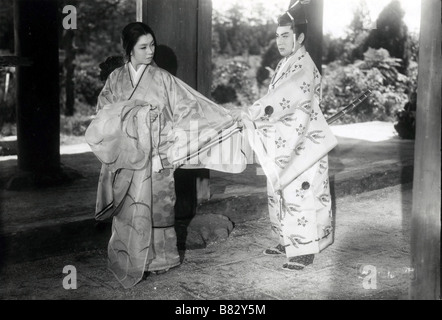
[230,108,244,122]
[265,66,275,78]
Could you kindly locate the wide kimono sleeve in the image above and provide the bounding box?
[86,65,156,172]
[85,99,153,173]
[161,72,248,173]
[96,71,119,112]
[242,58,338,193]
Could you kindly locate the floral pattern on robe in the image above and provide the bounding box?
[242,47,338,257]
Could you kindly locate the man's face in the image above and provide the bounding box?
[276,25,295,57]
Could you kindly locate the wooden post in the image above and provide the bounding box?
[305,0,323,73]
[140,0,213,218]
[289,0,323,73]
[136,0,148,23]
[62,29,76,116]
[409,0,441,300]
[195,0,212,204]
[12,0,61,186]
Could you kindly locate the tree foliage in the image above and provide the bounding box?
[322,34,346,65]
[212,1,283,56]
[360,0,409,73]
[344,0,372,63]
[256,40,280,86]
[211,58,258,107]
[0,0,421,137]
[60,0,135,113]
[322,48,411,124]
[59,0,135,61]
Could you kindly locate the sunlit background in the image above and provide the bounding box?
[0,0,423,149]
[210,0,421,142]
[212,0,421,37]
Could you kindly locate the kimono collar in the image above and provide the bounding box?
[128,63,148,87]
[280,46,306,70]
[293,45,306,60]
[123,63,151,100]
[270,46,307,90]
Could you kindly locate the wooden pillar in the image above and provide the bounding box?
[409,0,441,300]
[139,0,212,218]
[195,0,212,205]
[136,0,148,23]
[62,29,76,116]
[289,0,323,73]
[13,0,60,177]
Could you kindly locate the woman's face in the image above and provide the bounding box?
[131,34,155,68]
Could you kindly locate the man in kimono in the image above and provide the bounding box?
[232,2,338,271]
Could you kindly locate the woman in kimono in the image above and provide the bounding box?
[86,22,246,289]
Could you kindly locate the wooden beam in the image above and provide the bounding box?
[135,0,148,23]
[409,0,441,300]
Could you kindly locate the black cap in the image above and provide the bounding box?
[278,1,308,26]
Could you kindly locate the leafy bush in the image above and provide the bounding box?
[394,89,416,140]
[322,48,411,123]
[322,35,347,65]
[256,40,280,86]
[212,1,280,57]
[361,0,409,74]
[74,55,104,107]
[211,85,238,104]
[211,58,258,107]
[60,113,94,137]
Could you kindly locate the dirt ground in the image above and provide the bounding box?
[0,184,412,300]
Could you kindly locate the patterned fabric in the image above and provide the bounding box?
[242,47,338,258]
[86,63,247,288]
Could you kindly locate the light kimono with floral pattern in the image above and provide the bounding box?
[242,46,338,258]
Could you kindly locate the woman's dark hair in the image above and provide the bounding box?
[99,56,125,81]
[121,22,157,61]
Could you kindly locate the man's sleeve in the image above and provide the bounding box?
[242,64,337,192]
